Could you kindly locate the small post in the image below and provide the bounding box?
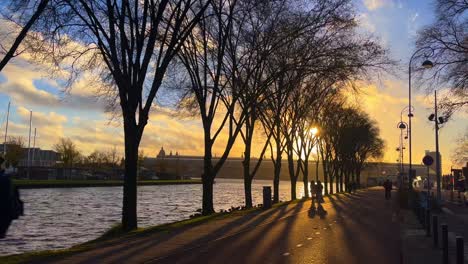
[263,186,272,209]
[456,236,464,264]
[433,215,438,247]
[426,209,431,237]
[420,206,425,226]
[442,224,448,264]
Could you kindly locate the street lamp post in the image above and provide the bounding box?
[408,48,434,190]
[428,90,445,204]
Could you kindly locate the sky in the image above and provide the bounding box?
[0,0,466,174]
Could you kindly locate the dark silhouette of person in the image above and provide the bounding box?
[310,180,316,209]
[383,179,392,200]
[0,156,13,238]
[316,180,324,204]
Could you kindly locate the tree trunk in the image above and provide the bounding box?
[329,175,334,194]
[244,176,253,208]
[303,161,309,198]
[356,169,361,188]
[339,169,344,193]
[287,150,296,200]
[122,120,139,231]
[242,124,253,208]
[243,139,253,208]
[290,179,297,200]
[202,131,215,215]
[273,154,281,203]
[202,173,214,214]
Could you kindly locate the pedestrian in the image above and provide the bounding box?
[383,179,392,200]
[316,180,324,204]
[310,180,316,209]
[0,156,13,238]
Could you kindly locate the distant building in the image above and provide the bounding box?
[143,147,431,185]
[0,144,60,167]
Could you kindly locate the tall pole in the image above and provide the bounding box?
[32,128,37,167]
[408,62,413,190]
[3,101,10,156]
[435,90,441,203]
[27,110,32,179]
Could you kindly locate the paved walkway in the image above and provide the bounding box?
[37,187,401,264]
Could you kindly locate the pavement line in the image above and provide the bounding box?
[296,244,303,247]
[282,252,290,256]
[442,207,454,215]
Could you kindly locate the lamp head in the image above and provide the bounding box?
[428,113,435,121]
[398,123,407,129]
[422,60,434,69]
[438,117,445,124]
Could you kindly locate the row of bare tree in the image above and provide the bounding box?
[1,0,389,231]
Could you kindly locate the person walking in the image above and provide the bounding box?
[316,180,324,204]
[383,179,392,200]
[310,180,316,209]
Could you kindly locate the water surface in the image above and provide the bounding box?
[1,179,310,256]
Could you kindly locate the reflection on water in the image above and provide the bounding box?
[1,179,308,256]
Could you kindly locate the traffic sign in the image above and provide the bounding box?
[423,155,434,166]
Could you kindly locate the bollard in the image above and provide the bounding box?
[263,186,272,209]
[442,224,448,264]
[426,209,431,237]
[433,215,438,247]
[456,236,464,264]
[419,207,425,227]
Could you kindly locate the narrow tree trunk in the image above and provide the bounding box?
[290,179,297,200]
[202,132,215,215]
[122,120,139,231]
[356,169,361,188]
[244,176,253,208]
[243,139,253,208]
[273,155,281,203]
[339,169,344,193]
[287,150,296,200]
[303,161,309,198]
[329,175,334,194]
[242,124,253,208]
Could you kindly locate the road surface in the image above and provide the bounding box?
[41,187,401,264]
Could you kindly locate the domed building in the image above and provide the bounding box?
[157,147,166,159]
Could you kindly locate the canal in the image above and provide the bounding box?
[2,178,312,256]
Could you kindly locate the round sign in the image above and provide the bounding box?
[422,155,434,166]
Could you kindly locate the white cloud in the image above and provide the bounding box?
[363,0,394,11]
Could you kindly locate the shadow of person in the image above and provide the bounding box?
[308,205,316,218]
[317,204,327,219]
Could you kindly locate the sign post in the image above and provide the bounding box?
[423,155,434,208]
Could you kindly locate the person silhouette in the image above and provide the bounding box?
[310,180,316,209]
[0,156,13,238]
[316,180,324,204]
[383,179,392,200]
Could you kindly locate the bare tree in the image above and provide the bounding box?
[53,137,81,168]
[451,130,468,166]
[4,136,25,168]
[6,0,211,230]
[176,0,245,215]
[415,0,467,118]
[0,0,49,72]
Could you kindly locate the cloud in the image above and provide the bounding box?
[0,61,108,112]
[363,0,394,11]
